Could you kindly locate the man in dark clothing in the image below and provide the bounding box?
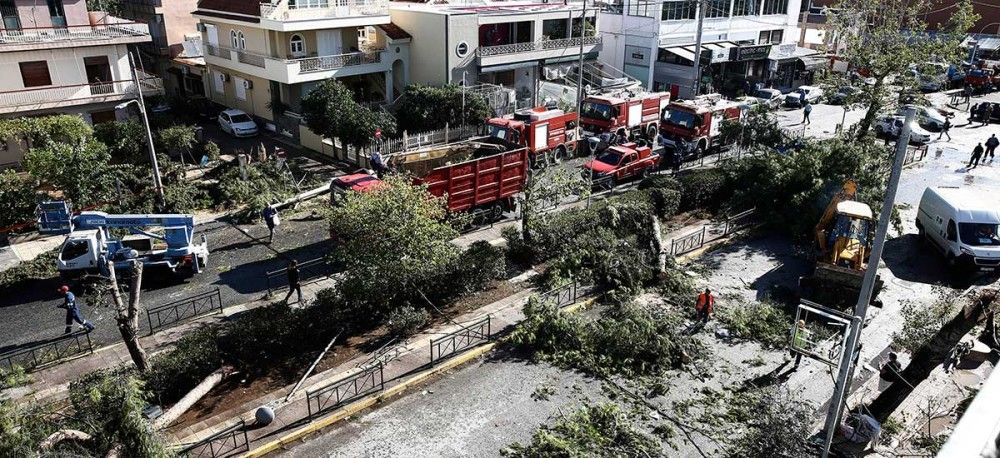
[283,260,302,304]
[803,102,813,125]
[964,85,973,105]
[986,134,999,160]
[969,143,985,169]
[262,205,278,244]
[983,104,994,127]
[58,285,94,334]
[938,117,951,141]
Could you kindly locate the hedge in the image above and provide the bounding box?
[145,327,221,405]
[675,168,730,212]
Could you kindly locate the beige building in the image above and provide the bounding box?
[0,0,161,165]
[389,1,600,107]
[117,0,207,97]
[194,0,412,149]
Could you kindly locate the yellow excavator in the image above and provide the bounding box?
[799,179,884,309]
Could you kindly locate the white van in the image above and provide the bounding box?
[916,187,1000,272]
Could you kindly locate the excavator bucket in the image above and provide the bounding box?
[36,201,73,235]
[799,263,884,309]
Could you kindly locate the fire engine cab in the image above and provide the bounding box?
[486,106,579,167]
[658,94,743,158]
[579,91,671,141]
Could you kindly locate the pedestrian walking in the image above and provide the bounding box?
[370,149,386,178]
[791,319,810,370]
[671,148,682,173]
[964,84,973,105]
[283,259,303,304]
[969,143,984,169]
[803,102,813,125]
[983,104,994,127]
[938,117,951,141]
[694,288,715,324]
[57,285,94,334]
[261,205,279,244]
[986,134,999,160]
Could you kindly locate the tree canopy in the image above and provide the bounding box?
[393,84,492,133]
[300,79,396,150]
[824,0,978,136]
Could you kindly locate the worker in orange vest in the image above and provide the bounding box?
[695,288,715,323]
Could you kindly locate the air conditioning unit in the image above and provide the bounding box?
[243,80,253,90]
[222,73,231,82]
[196,23,206,32]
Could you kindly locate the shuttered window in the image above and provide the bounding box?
[19,61,52,87]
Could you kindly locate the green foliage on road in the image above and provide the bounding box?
[892,299,959,355]
[502,403,664,457]
[716,300,792,349]
[509,297,707,378]
[0,169,36,228]
[69,369,170,458]
[217,160,298,220]
[394,84,492,134]
[0,399,59,457]
[328,175,459,312]
[0,250,58,290]
[825,0,977,137]
[301,79,396,150]
[719,105,785,152]
[637,175,682,218]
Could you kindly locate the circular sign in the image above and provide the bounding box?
[456,41,469,58]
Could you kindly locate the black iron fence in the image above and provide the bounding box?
[540,281,580,308]
[723,208,757,236]
[265,257,328,296]
[429,315,492,365]
[669,208,757,257]
[176,419,249,458]
[146,288,223,335]
[0,331,93,373]
[904,144,928,166]
[671,226,708,256]
[306,362,385,420]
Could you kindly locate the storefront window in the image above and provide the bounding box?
[661,1,697,21]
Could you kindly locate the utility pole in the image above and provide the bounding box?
[691,0,707,97]
[576,0,593,206]
[127,51,165,205]
[819,106,916,458]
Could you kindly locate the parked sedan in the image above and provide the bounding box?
[751,88,783,109]
[784,85,824,107]
[970,102,1000,124]
[218,109,259,138]
[897,106,948,131]
[874,115,932,144]
[827,86,859,105]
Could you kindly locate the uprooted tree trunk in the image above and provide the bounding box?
[107,260,149,373]
[38,429,93,452]
[650,214,667,277]
[153,369,227,429]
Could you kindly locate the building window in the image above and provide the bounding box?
[238,31,246,49]
[661,1,697,21]
[758,29,784,44]
[732,0,755,16]
[19,61,52,87]
[230,30,238,48]
[627,0,656,18]
[289,34,305,56]
[761,0,788,15]
[705,0,730,18]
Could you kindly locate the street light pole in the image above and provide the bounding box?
[462,70,467,135]
[691,0,707,97]
[576,0,593,207]
[126,51,164,206]
[819,106,917,458]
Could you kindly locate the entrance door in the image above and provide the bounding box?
[84,56,113,95]
[316,30,343,56]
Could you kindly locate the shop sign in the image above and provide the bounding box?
[730,44,772,62]
[702,47,730,63]
[624,45,650,66]
[772,43,796,59]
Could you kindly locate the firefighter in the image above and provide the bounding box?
[695,288,715,323]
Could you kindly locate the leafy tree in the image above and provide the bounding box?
[0,170,36,228]
[394,84,492,133]
[0,115,92,150]
[519,166,589,247]
[719,105,785,152]
[94,120,146,164]
[502,404,664,457]
[156,124,196,158]
[825,0,977,137]
[301,79,396,152]
[0,399,60,457]
[23,139,115,208]
[327,175,458,311]
[69,369,170,458]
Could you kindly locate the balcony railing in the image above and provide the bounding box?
[297,50,382,73]
[478,35,602,58]
[0,20,150,47]
[205,44,232,59]
[259,0,388,21]
[0,72,163,111]
[237,50,266,68]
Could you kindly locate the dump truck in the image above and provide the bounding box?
[580,142,660,188]
[799,180,884,308]
[485,105,580,167]
[658,94,743,159]
[330,139,529,221]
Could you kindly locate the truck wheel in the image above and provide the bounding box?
[642,167,652,178]
[551,146,567,165]
[490,203,504,222]
[697,142,707,158]
[647,124,658,140]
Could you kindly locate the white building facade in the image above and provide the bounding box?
[599,0,821,99]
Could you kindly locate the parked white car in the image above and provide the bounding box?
[218,109,258,137]
[896,106,948,131]
[751,88,783,109]
[874,115,932,144]
[917,187,1000,272]
[784,85,824,107]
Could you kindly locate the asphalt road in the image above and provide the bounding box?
[0,210,336,352]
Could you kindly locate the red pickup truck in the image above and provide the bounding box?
[580,142,660,188]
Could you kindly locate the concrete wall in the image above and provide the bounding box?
[158,0,199,56]
[202,19,269,55]
[273,28,360,59]
[390,8,447,85]
[206,66,274,121]
[0,44,131,91]
[11,0,89,29]
[447,13,478,85]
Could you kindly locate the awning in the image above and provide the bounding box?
[660,41,737,63]
[480,60,539,73]
[799,55,827,70]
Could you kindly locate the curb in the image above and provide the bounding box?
[239,296,598,458]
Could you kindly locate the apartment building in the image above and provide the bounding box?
[194,0,411,146]
[390,1,600,107]
[599,0,821,98]
[0,0,161,124]
[115,0,205,97]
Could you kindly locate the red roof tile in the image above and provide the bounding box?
[197,0,260,18]
[379,23,412,40]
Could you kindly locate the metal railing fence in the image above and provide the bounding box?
[146,288,223,335]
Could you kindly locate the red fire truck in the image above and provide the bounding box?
[579,91,671,142]
[485,106,579,167]
[658,94,743,158]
